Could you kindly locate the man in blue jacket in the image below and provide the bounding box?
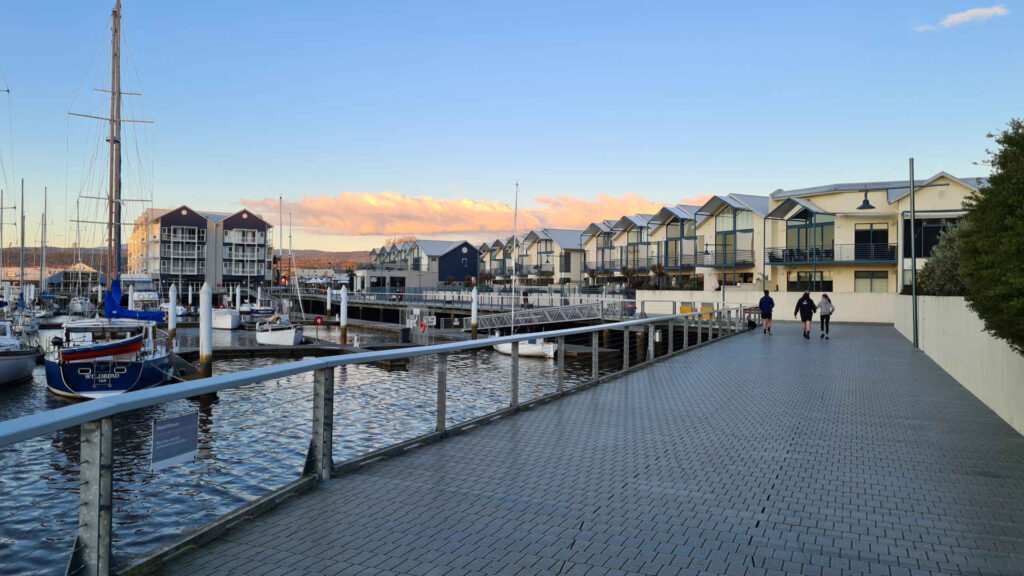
[758,290,775,335]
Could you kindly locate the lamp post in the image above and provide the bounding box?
[909,158,918,349]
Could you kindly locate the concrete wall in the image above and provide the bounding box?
[894,295,1024,436]
[637,289,897,324]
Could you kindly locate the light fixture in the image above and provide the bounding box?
[857,191,875,210]
[545,255,550,264]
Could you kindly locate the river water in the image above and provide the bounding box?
[0,323,617,575]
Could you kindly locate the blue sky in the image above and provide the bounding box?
[0,1,1019,250]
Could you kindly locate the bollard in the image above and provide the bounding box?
[510,341,519,409]
[591,331,599,381]
[199,283,213,379]
[255,285,261,307]
[188,284,193,309]
[128,285,135,311]
[557,336,565,393]
[326,287,332,319]
[339,286,349,345]
[436,354,447,434]
[470,287,479,340]
[235,285,241,310]
[168,284,178,349]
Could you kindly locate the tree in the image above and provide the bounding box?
[620,267,636,287]
[917,228,966,296]
[587,268,598,286]
[958,118,1024,354]
[650,263,667,290]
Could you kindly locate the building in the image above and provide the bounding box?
[356,239,480,290]
[520,229,585,284]
[127,205,274,293]
[764,172,986,293]
[647,205,704,283]
[693,194,771,289]
[581,220,619,283]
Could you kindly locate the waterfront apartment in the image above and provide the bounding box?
[692,194,771,289]
[764,172,987,293]
[126,205,274,293]
[647,204,704,283]
[357,239,480,290]
[520,228,585,284]
[581,220,619,282]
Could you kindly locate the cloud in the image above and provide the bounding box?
[916,5,1009,31]
[241,189,706,238]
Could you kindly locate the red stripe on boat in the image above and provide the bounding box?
[60,336,145,362]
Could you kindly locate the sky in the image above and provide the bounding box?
[0,1,1019,251]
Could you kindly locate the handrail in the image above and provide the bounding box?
[0,308,741,448]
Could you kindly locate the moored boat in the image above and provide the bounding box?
[492,339,557,358]
[255,314,303,346]
[212,308,240,330]
[0,321,37,386]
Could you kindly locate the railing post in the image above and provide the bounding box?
[556,336,565,393]
[696,313,702,344]
[622,327,630,371]
[68,417,113,576]
[591,331,599,380]
[511,341,519,409]
[667,318,674,353]
[682,316,689,349]
[436,353,447,434]
[647,324,655,363]
[304,367,334,482]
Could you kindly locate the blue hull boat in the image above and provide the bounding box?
[45,353,172,399]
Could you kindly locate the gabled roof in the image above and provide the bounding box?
[414,239,473,257]
[523,229,550,248]
[581,220,616,238]
[139,205,210,223]
[611,214,653,233]
[538,229,585,251]
[766,197,832,221]
[696,194,769,218]
[648,204,702,230]
[771,172,989,203]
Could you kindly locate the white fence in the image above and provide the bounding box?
[894,295,1024,436]
[637,290,898,324]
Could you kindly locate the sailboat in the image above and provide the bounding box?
[0,183,42,385]
[492,181,556,359]
[255,208,302,345]
[45,0,172,399]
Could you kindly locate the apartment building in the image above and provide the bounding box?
[647,205,703,282]
[764,172,986,293]
[693,194,770,288]
[357,239,480,289]
[521,229,585,284]
[126,205,274,292]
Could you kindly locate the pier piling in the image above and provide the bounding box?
[128,285,135,310]
[168,284,178,348]
[339,286,348,345]
[326,287,332,319]
[199,283,213,379]
[471,287,478,339]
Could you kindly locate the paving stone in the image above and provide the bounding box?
[157,325,1024,576]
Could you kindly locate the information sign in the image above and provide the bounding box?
[151,412,199,472]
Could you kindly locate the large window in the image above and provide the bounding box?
[559,253,572,273]
[787,271,833,292]
[903,218,961,258]
[854,271,889,293]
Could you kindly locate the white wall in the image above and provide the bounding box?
[637,290,897,324]
[894,295,1024,436]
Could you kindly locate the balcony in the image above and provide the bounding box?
[696,249,755,268]
[766,243,897,265]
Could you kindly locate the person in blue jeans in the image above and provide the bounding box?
[758,290,775,335]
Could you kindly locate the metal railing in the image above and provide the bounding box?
[766,243,898,264]
[0,306,747,576]
[696,249,755,267]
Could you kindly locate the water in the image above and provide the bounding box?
[0,324,612,575]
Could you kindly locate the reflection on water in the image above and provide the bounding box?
[0,325,597,575]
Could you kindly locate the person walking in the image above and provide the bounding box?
[758,289,775,335]
[818,294,835,339]
[793,291,817,339]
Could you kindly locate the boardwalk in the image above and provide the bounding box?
[160,325,1024,576]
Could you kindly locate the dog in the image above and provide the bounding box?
[746,319,758,331]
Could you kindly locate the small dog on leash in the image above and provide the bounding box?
[746,319,758,331]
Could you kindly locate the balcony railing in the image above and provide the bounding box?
[696,249,755,267]
[766,243,897,265]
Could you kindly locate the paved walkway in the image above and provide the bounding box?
[160,325,1024,576]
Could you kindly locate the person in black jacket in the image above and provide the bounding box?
[793,291,817,339]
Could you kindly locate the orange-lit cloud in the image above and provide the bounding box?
[242,190,716,237]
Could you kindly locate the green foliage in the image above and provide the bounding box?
[959,118,1024,354]
[917,228,966,296]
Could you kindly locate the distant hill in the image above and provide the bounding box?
[289,249,371,269]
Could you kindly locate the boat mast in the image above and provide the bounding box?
[511,180,518,334]
[106,0,122,290]
[40,187,46,299]
[19,179,24,303]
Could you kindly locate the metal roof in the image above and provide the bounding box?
[696,194,770,218]
[414,239,469,257]
[542,229,585,251]
[611,214,653,233]
[766,197,832,220]
[581,221,614,238]
[771,172,989,202]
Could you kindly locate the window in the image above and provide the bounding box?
[735,209,754,230]
[787,271,833,292]
[715,210,734,231]
[666,221,681,238]
[903,218,961,258]
[559,253,572,273]
[855,271,889,293]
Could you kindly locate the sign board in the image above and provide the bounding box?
[151,412,199,472]
[427,316,437,327]
[411,308,421,317]
[452,318,460,327]
[406,319,415,329]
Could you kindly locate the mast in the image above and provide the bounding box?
[106,0,122,289]
[511,180,519,334]
[40,187,46,298]
[19,179,24,303]
[278,195,283,285]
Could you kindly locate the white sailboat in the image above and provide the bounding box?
[492,181,556,359]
